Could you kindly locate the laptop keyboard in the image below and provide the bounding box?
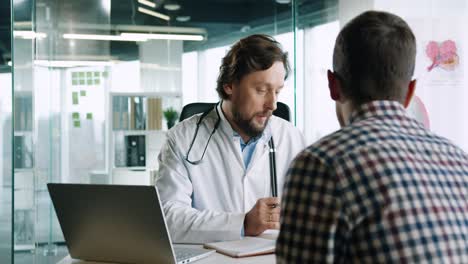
[174,247,210,262]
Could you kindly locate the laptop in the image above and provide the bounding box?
[47,183,215,264]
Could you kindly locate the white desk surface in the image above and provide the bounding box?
[57,244,275,264]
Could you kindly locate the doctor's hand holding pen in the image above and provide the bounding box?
[243,197,280,236]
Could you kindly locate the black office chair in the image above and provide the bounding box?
[179,102,291,122]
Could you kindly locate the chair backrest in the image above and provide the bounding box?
[179,102,291,122]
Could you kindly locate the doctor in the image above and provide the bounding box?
[156,34,305,243]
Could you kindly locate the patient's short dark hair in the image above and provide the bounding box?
[333,11,416,105]
[216,34,290,100]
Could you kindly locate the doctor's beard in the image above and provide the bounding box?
[232,106,271,138]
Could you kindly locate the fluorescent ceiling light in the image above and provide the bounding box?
[13,31,47,39]
[164,3,181,11]
[121,32,204,41]
[34,60,116,68]
[63,33,147,42]
[176,16,191,22]
[138,6,170,21]
[137,0,156,8]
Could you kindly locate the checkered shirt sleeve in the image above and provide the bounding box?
[276,101,468,263]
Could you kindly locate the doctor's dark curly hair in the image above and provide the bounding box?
[216,34,290,100]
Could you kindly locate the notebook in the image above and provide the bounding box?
[203,230,278,258]
[48,183,214,264]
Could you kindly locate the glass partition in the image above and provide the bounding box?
[10,0,298,262]
[294,0,339,144]
[0,0,13,262]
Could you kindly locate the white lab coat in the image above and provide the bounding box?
[156,104,306,243]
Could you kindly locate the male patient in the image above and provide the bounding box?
[277,11,468,263]
[157,34,305,243]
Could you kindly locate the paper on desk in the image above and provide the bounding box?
[204,237,275,258]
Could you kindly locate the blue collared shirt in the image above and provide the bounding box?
[234,133,261,169]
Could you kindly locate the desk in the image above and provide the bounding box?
[57,244,275,264]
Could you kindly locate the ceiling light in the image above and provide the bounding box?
[63,33,147,42]
[138,6,170,21]
[163,4,180,11]
[122,32,203,41]
[13,31,47,39]
[240,25,251,33]
[163,0,181,11]
[176,16,191,22]
[7,61,12,67]
[121,32,204,41]
[275,0,291,3]
[137,0,156,8]
[63,33,203,42]
[34,60,116,68]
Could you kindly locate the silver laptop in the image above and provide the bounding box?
[47,183,214,264]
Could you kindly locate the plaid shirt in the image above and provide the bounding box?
[277,101,468,263]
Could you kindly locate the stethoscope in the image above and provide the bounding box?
[185,102,278,197]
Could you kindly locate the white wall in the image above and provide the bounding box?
[110,61,140,93]
[335,0,468,151]
[302,22,341,145]
[276,31,302,127]
[197,45,230,102]
[372,0,468,151]
[182,52,198,106]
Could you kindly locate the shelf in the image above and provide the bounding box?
[14,94,33,132]
[14,134,34,169]
[14,168,34,172]
[112,167,147,171]
[14,131,33,135]
[109,93,181,185]
[111,93,181,131]
[112,130,167,135]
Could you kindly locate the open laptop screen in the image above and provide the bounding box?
[48,183,176,263]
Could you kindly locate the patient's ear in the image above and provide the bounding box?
[404,79,417,108]
[327,70,341,101]
[223,84,234,97]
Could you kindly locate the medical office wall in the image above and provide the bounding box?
[379,0,468,152]
[339,0,468,151]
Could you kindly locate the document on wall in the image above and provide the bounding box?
[203,230,278,258]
